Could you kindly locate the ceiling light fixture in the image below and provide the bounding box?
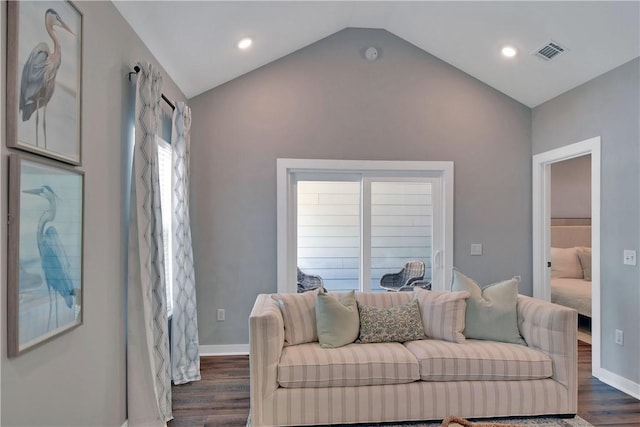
[238,37,253,50]
[501,45,518,58]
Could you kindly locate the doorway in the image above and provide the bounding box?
[550,155,592,343]
[532,136,601,376]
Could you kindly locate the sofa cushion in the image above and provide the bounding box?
[271,289,320,346]
[413,288,470,343]
[278,342,420,388]
[404,339,552,381]
[355,291,412,308]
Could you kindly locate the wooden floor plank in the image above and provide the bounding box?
[168,341,640,427]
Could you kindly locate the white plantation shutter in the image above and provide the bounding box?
[157,137,173,317]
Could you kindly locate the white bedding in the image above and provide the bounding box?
[551,278,591,317]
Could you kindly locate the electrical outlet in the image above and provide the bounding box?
[217,309,225,321]
[615,329,624,345]
[623,250,636,266]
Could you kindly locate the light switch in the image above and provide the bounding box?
[623,250,636,266]
[471,244,483,256]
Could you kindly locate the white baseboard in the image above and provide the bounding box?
[594,367,640,400]
[121,420,128,427]
[200,344,249,356]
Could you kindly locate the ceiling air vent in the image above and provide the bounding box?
[533,41,567,61]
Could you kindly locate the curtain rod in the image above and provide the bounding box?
[129,65,176,111]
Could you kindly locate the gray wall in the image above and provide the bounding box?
[533,58,640,384]
[550,155,591,219]
[189,28,532,346]
[0,2,185,426]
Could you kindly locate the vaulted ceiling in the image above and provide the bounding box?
[113,1,640,107]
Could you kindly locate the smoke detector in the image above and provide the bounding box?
[533,40,567,61]
[364,47,379,61]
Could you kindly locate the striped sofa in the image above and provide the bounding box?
[249,292,577,426]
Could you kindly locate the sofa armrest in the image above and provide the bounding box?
[517,295,578,411]
[249,294,285,425]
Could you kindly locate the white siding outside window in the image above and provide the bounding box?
[297,181,361,291]
[370,181,433,291]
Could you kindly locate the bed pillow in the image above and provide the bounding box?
[451,268,526,345]
[412,288,470,343]
[357,300,426,343]
[271,289,321,345]
[551,247,583,279]
[576,247,592,281]
[316,291,359,348]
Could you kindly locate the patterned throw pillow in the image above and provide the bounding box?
[357,300,426,343]
[412,288,470,343]
[271,289,320,346]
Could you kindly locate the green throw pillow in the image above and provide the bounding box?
[451,268,525,345]
[316,291,360,348]
[357,300,426,344]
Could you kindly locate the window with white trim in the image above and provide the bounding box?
[277,159,454,293]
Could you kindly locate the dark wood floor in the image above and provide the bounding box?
[575,341,640,426]
[168,341,640,427]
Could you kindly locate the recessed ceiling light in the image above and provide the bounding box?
[238,37,253,50]
[501,45,518,58]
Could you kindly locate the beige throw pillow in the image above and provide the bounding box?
[551,247,583,279]
[413,288,470,343]
[271,289,320,345]
[576,247,592,281]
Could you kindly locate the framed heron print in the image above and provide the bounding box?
[8,154,84,357]
[6,0,83,165]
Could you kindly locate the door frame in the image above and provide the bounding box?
[532,136,601,374]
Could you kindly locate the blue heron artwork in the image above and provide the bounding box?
[23,185,76,330]
[19,8,75,148]
[9,1,82,164]
[14,158,83,351]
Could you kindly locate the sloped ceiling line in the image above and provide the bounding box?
[113,1,640,107]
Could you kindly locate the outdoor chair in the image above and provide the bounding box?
[379,261,426,292]
[297,267,324,293]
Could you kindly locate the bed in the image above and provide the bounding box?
[550,220,592,318]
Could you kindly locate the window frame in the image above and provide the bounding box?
[277,159,454,293]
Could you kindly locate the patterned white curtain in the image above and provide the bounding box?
[170,102,201,384]
[127,61,172,426]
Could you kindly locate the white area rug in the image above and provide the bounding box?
[247,416,593,426]
[354,416,593,426]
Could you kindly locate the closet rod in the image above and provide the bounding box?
[129,65,176,111]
